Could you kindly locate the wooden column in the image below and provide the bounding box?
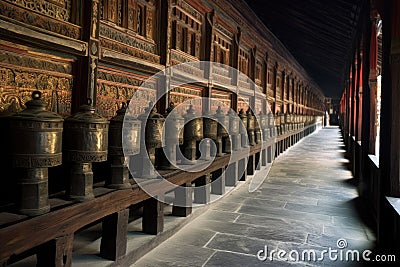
[273,63,278,114]
[194,174,211,204]
[247,154,255,175]
[37,234,74,267]
[238,158,247,181]
[350,54,356,137]
[369,14,379,154]
[100,209,129,261]
[211,168,225,195]
[73,0,100,112]
[172,182,193,217]
[159,0,171,66]
[355,48,363,142]
[225,162,238,186]
[142,196,164,235]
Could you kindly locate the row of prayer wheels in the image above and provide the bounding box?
[7,91,278,216]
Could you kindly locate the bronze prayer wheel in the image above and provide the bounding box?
[107,102,141,189]
[215,106,229,138]
[165,101,184,145]
[64,99,109,201]
[228,109,239,135]
[239,109,247,133]
[9,90,63,216]
[203,114,218,140]
[64,99,109,163]
[143,104,164,149]
[10,91,63,168]
[183,105,203,142]
[109,102,141,157]
[246,108,255,146]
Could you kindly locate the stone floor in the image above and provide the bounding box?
[133,127,379,267]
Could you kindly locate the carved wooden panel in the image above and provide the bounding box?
[99,22,160,64]
[101,0,155,39]
[255,59,263,87]
[170,0,202,61]
[212,30,232,66]
[96,66,156,118]
[169,85,203,115]
[255,98,262,114]
[0,0,81,39]
[275,75,281,101]
[239,48,249,76]
[0,41,73,116]
[5,0,72,22]
[237,95,250,112]
[211,89,231,113]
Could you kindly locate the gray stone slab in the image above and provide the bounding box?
[193,219,308,243]
[210,201,242,212]
[323,225,368,241]
[284,202,356,217]
[203,251,300,267]
[171,227,217,247]
[241,197,286,209]
[200,209,240,222]
[235,214,323,235]
[205,232,277,255]
[306,234,376,252]
[237,204,333,224]
[134,242,214,267]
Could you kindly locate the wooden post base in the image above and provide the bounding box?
[100,209,129,261]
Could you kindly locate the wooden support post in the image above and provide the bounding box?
[255,151,261,170]
[211,168,225,195]
[247,154,255,175]
[261,148,267,166]
[100,209,129,261]
[267,145,273,163]
[142,196,164,235]
[37,234,74,267]
[225,162,238,186]
[172,182,193,217]
[239,158,247,181]
[73,0,100,111]
[194,174,211,204]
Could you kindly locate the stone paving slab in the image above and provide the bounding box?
[133,128,378,266]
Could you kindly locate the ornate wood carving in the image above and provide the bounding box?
[0,0,81,39]
[99,22,159,64]
[171,0,202,61]
[96,66,156,118]
[211,89,231,112]
[169,85,203,114]
[5,0,72,22]
[0,42,74,115]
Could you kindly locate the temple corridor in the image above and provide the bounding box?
[133,127,376,266]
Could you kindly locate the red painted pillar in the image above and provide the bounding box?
[369,14,379,154]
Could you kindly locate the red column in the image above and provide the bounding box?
[369,14,379,154]
[356,50,363,142]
